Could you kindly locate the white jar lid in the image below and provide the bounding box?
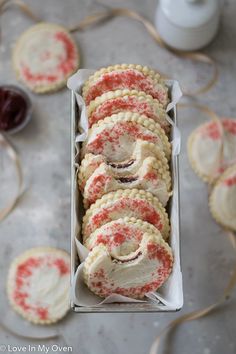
[159,0,219,29]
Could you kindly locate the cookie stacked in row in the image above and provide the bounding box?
[78,64,174,299]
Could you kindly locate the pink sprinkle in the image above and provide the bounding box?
[85,69,167,105]
[224,174,236,187]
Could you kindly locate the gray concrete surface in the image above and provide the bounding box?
[0,0,236,353]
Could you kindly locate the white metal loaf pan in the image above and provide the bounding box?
[70,81,183,313]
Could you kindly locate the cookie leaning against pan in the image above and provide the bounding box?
[13,23,79,93]
[82,189,170,241]
[78,140,170,191]
[87,89,171,132]
[209,164,236,232]
[7,247,70,324]
[81,112,171,161]
[82,64,169,106]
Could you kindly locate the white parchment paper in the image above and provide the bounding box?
[68,69,183,309]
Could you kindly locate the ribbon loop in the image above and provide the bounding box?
[0,0,41,21]
[0,134,24,222]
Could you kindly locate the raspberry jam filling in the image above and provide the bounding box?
[116,176,138,183]
[108,159,135,169]
[112,251,142,263]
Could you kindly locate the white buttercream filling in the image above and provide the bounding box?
[26,265,70,319]
[191,134,221,176]
[88,247,160,289]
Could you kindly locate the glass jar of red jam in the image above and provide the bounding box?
[0,85,32,134]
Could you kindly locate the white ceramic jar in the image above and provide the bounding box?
[155,0,221,51]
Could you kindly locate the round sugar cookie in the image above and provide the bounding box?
[7,247,70,324]
[83,156,171,208]
[82,189,170,241]
[82,64,168,106]
[87,89,170,132]
[81,112,171,161]
[188,118,236,183]
[83,231,173,299]
[13,23,80,93]
[78,140,169,191]
[209,164,236,232]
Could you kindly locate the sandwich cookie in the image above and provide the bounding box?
[84,217,161,253]
[83,156,171,208]
[7,247,70,324]
[82,190,170,241]
[13,23,79,93]
[83,231,173,299]
[188,118,236,183]
[82,64,168,106]
[87,89,170,132]
[81,112,171,161]
[209,164,236,232]
[79,141,169,191]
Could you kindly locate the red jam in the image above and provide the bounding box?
[0,86,29,131]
